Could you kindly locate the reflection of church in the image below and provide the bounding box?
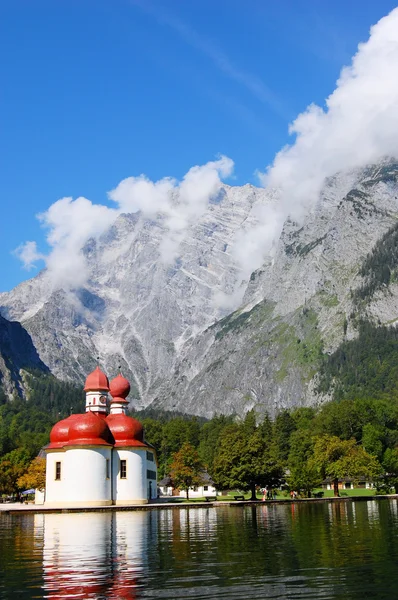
[38,511,155,599]
[44,367,157,506]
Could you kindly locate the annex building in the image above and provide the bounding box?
[44,367,157,507]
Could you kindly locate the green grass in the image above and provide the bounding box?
[179,488,377,502]
[315,487,376,498]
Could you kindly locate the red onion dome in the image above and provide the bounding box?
[48,415,80,449]
[68,411,113,446]
[84,366,110,392]
[106,413,147,447]
[109,374,130,403]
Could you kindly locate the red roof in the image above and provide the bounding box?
[84,366,110,392]
[68,412,113,446]
[106,413,147,447]
[48,415,81,449]
[109,374,131,401]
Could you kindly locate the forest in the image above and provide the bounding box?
[3,318,398,497]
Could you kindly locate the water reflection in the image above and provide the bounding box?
[2,501,398,599]
[40,511,155,599]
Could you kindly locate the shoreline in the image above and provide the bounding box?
[1,494,398,515]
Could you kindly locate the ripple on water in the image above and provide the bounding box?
[1,501,398,599]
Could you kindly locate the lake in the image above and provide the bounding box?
[1,500,398,599]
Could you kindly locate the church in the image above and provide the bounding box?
[44,366,157,507]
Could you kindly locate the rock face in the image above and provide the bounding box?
[0,314,49,398]
[2,161,398,416]
[0,184,269,401]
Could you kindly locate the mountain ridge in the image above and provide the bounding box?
[2,160,398,416]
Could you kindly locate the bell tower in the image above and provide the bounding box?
[83,366,110,414]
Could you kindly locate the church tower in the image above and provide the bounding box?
[84,366,109,414]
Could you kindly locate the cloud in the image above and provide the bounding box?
[109,155,234,262]
[16,157,233,288]
[14,8,398,302]
[14,241,45,270]
[39,197,118,288]
[233,7,398,275]
[263,7,398,218]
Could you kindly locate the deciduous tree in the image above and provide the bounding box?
[311,435,382,496]
[169,442,204,499]
[212,418,283,500]
[17,457,46,491]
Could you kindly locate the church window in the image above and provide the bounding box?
[146,451,154,462]
[55,462,61,480]
[106,459,110,479]
[120,459,127,479]
[147,469,156,480]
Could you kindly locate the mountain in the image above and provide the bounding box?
[0,184,270,401]
[1,160,398,417]
[153,162,398,417]
[0,314,49,399]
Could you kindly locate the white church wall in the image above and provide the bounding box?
[113,448,147,504]
[45,451,66,504]
[62,446,112,506]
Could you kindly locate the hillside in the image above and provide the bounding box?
[2,160,398,417]
[0,315,49,400]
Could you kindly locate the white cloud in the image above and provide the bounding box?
[108,175,176,217]
[38,197,117,289]
[13,241,45,270]
[14,8,398,298]
[109,155,234,263]
[231,7,398,276]
[16,157,233,288]
[263,8,398,218]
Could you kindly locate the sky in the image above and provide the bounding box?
[1,0,398,292]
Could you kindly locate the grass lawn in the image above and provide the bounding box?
[316,488,376,498]
[179,488,377,502]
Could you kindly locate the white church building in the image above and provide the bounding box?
[44,367,157,507]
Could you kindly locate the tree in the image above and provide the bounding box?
[0,448,30,496]
[311,435,382,496]
[382,447,398,493]
[287,430,321,497]
[273,410,296,462]
[17,457,46,491]
[198,414,234,473]
[169,442,204,499]
[361,423,384,460]
[212,418,283,500]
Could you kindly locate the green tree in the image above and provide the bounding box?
[361,423,384,460]
[287,430,321,497]
[273,410,296,462]
[198,414,233,473]
[311,435,382,496]
[382,447,398,493]
[212,419,283,500]
[169,442,204,499]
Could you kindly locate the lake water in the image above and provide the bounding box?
[1,500,398,599]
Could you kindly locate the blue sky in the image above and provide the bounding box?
[1,0,397,292]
